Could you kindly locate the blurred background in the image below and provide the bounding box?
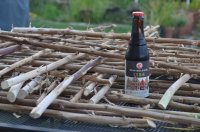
[29,0,200,38]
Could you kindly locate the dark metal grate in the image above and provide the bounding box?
[0,110,198,132]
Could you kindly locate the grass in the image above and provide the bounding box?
[30,17,131,33]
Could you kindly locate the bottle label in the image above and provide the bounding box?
[125,60,149,97]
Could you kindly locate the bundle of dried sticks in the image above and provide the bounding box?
[0,25,199,129]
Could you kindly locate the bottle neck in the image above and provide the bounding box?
[130,16,145,46]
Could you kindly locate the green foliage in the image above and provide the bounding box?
[194,22,200,39]
[30,0,46,15]
[109,0,133,8]
[43,4,60,20]
[30,0,68,21]
[189,0,200,10]
[140,0,186,27]
[30,0,192,29]
[68,0,110,23]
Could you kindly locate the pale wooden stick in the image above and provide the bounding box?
[89,24,116,32]
[0,94,199,126]
[0,49,52,77]
[0,42,14,48]
[0,103,155,128]
[11,27,200,46]
[18,76,44,99]
[1,53,84,89]
[1,31,124,51]
[90,75,117,104]
[150,81,200,91]
[0,45,20,56]
[84,74,104,96]
[29,78,48,94]
[30,56,104,118]
[7,81,25,102]
[0,35,124,59]
[36,80,58,104]
[70,89,84,103]
[156,61,200,75]
[149,93,200,104]
[158,74,192,109]
[82,74,110,84]
[144,25,160,36]
[55,99,200,125]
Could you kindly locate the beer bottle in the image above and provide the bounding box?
[125,11,149,97]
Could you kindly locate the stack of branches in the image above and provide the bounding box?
[0,25,199,129]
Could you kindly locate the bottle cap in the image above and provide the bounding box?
[132,12,144,17]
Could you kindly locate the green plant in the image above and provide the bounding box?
[140,0,186,28]
[189,0,200,10]
[43,4,61,20]
[68,0,111,23]
[194,21,200,39]
[109,0,133,8]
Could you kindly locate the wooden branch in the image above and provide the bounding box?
[1,53,84,89]
[70,89,84,103]
[30,56,104,118]
[0,42,14,48]
[36,80,58,104]
[0,94,199,126]
[7,81,25,102]
[11,27,200,46]
[150,81,200,91]
[146,37,200,46]
[0,49,52,77]
[3,60,192,78]
[149,93,200,104]
[89,75,117,104]
[54,99,200,126]
[148,109,200,119]
[24,58,200,78]
[89,24,116,32]
[31,61,125,76]
[0,103,155,128]
[55,39,125,51]
[0,45,20,56]
[82,74,109,84]
[0,35,124,59]
[106,93,200,112]
[29,78,48,94]
[11,27,130,40]
[158,74,192,109]
[149,44,200,52]
[144,25,160,37]
[151,89,200,97]
[1,31,125,50]
[84,74,104,96]
[156,61,200,75]
[18,76,44,99]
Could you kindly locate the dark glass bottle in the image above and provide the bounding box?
[125,12,149,97]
